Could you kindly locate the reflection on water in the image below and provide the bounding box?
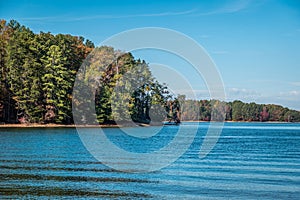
[0,122,300,199]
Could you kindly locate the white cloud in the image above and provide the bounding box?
[71,9,197,21]
[20,9,197,22]
[255,91,300,110]
[226,87,261,102]
[227,87,260,96]
[289,91,300,96]
[278,90,300,100]
[276,91,300,110]
[194,0,266,16]
[290,82,300,87]
[196,0,251,16]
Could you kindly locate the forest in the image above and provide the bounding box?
[1,19,300,124]
[178,98,300,122]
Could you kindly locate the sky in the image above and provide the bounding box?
[1,0,300,110]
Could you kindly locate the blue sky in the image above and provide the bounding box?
[1,0,300,110]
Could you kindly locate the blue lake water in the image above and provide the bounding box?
[0,122,300,199]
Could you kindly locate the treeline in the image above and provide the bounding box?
[179,97,300,122]
[0,19,94,124]
[1,19,299,124]
[0,19,175,124]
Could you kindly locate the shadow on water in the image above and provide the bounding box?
[0,172,154,198]
[0,173,156,184]
[0,159,105,165]
[1,185,152,198]
[0,162,118,173]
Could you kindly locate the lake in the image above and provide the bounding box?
[1,122,300,199]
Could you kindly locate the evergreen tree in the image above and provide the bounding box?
[6,24,42,123]
[0,20,15,122]
[42,45,73,123]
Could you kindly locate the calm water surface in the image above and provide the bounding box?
[0,122,300,199]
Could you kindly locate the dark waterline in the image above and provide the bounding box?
[1,122,299,199]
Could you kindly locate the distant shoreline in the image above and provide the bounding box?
[0,121,298,128]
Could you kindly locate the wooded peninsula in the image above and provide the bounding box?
[1,19,300,125]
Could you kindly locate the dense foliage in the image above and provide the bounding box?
[0,19,299,124]
[179,97,300,122]
[0,19,92,123]
[72,46,171,125]
[0,20,172,124]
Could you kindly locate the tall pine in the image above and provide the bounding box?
[42,45,73,123]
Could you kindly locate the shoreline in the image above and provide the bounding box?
[0,121,298,128]
[0,123,120,128]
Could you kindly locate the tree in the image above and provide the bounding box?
[260,106,269,122]
[0,20,16,123]
[42,45,73,123]
[284,110,300,122]
[232,100,244,121]
[6,24,43,123]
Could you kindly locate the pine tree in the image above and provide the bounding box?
[0,20,15,123]
[42,45,73,123]
[6,24,43,123]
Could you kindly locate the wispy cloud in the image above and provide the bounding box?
[226,87,261,102]
[289,91,300,96]
[290,82,300,87]
[279,90,300,99]
[17,16,62,21]
[194,0,266,16]
[248,79,296,86]
[270,90,300,110]
[20,9,197,22]
[227,87,260,95]
[196,0,251,16]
